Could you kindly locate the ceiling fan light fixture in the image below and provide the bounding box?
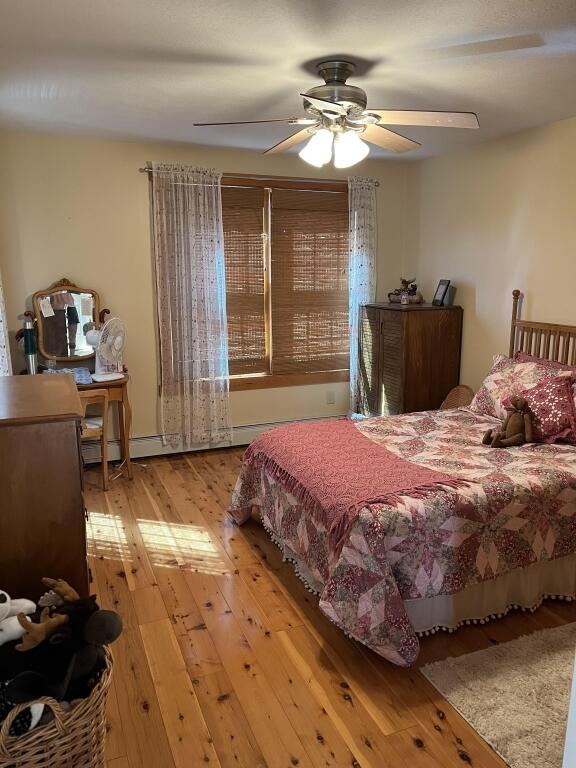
[298,128,333,167]
[333,130,369,168]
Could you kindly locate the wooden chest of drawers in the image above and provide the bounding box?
[0,374,88,601]
[358,303,463,416]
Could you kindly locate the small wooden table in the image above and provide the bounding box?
[77,374,132,479]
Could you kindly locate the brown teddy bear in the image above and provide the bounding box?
[482,395,534,448]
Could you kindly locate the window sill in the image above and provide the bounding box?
[229,370,349,391]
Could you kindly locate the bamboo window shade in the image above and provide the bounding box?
[222,181,349,380]
[222,186,267,376]
[271,188,349,375]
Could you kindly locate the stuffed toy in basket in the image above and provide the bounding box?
[0,578,121,768]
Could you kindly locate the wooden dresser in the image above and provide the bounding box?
[0,374,88,601]
[359,303,463,416]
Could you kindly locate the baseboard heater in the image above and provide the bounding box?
[81,414,346,464]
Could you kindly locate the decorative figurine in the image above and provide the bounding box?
[388,278,424,304]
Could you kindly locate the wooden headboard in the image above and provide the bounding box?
[509,289,576,364]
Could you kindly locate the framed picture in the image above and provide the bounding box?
[432,279,451,306]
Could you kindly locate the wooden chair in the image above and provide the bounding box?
[440,384,475,410]
[79,389,109,490]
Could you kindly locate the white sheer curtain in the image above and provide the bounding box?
[151,163,232,448]
[0,267,11,376]
[348,177,377,412]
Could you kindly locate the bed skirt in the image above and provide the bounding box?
[258,505,576,639]
[405,552,576,634]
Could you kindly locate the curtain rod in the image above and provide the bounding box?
[138,166,379,187]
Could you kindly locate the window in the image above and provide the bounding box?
[222,177,349,389]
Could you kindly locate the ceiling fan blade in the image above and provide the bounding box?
[424,33,544,59]
[361,124,420,154]
[194,118,308,126]
[368,110,479,129]
[299,93,347,116]
[264,127,313,155]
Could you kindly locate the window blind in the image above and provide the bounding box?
[270,188,349,375]
[221,186,267,375]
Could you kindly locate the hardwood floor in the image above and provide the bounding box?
[84,448,576,768]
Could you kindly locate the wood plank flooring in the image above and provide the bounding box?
[84,448,576,768]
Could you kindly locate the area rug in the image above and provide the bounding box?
[421,622,576,768]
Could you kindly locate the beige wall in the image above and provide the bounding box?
[3,118,574,431]
[404,116,576,391]
[0,129,409,437]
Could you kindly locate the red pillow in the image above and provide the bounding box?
[505,375,576,444]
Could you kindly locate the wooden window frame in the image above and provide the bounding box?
[223,175,350,391]
[229,369,349,391]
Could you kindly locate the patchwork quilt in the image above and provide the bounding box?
[230,409,576,665]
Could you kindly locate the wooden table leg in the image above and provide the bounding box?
[118,384,133,480]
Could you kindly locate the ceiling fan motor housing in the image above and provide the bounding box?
[303,59,367,117]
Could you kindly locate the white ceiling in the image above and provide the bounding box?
[1,0,576,158]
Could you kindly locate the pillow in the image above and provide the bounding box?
[470,354,576,420]
[514,352,576,410]
[469,355,512,418]
[504,375,576,444]
[514,351,576,373]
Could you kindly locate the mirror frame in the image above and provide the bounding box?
[32,277,109,362]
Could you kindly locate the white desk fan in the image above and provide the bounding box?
[86,317,127,382]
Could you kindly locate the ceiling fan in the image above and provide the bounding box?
[194,59,479,168]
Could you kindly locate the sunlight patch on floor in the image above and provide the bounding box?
[86,511,131,560]
[137,519,227,574]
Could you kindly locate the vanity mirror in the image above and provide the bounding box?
[31,278,109,361]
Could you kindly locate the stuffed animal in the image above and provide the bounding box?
[16,608,69,651]
[0,576,122,737]
[0,685,44,737]
[0,591,40,736]
[482,396,534,448]
[0,590,36,647]
[0,577,122,705]
[39,577,79,605]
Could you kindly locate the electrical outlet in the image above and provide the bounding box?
[326,390,336,405]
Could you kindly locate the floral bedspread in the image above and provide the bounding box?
[230,408,576,665]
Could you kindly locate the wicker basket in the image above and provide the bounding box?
[439,384,475,410]
[0,648,113,768]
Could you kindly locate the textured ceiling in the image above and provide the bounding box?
[1,0,576,158]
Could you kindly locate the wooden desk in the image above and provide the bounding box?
[77,374,132,479]
[0,374,89,600]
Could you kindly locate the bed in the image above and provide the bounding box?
[229,290,576,666]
